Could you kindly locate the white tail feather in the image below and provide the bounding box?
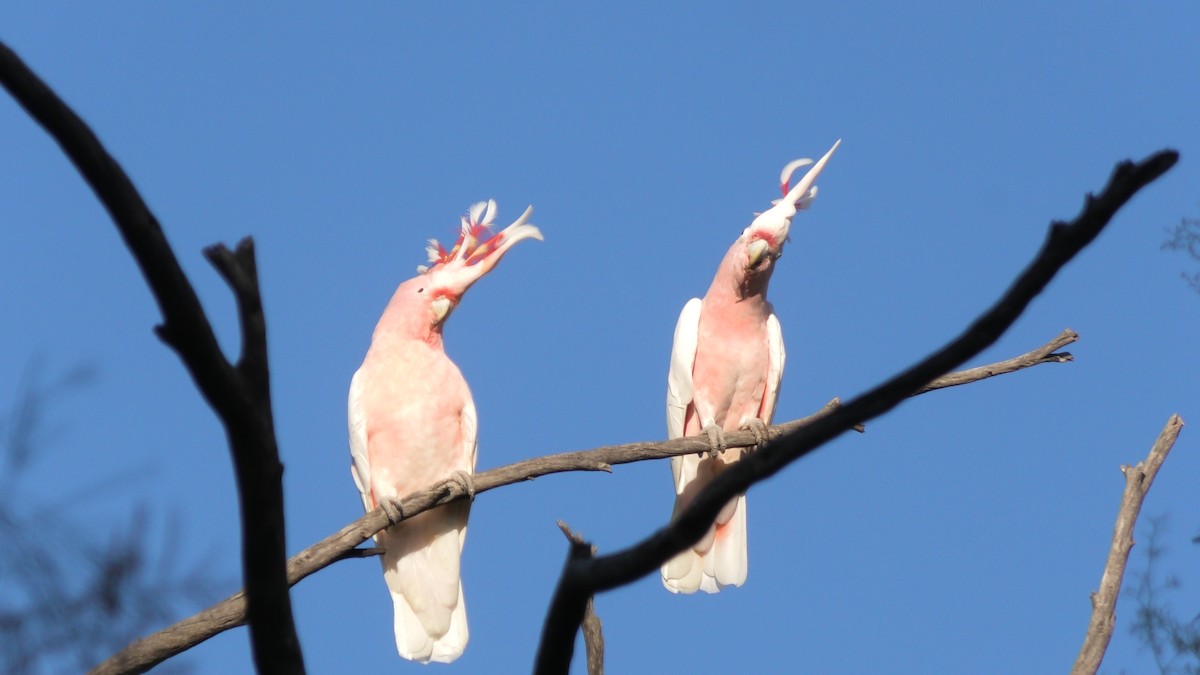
[661,455,748,594]
[379,503,470,663]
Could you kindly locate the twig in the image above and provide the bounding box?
[0,40,305,674]
[557,523,605,675]
[917,328,1077,393]
[1071,414,1185,675]
[531,149,1178,674]
[332,547,384,562]
[91,328,1079,674]
[581,596,604,675]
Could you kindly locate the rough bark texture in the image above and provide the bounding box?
[1071,415,1185,675]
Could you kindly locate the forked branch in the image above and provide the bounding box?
[94,328,1078,674]
[0,40,305,675]
[532,149,1179,674]
[0,27,1178,675]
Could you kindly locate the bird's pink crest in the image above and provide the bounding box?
[422,201,501,270]
[417,200,540,275]
[427,229,503,269]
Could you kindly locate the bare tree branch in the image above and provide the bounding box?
[0,40,305,675]
[2,27,1171,675]
[557,522,605,675]
[916,328,1077,393]
[531,149,1179,674]
[93,328,1077,674]
[581,596,604,675]
[1071,414,1185,675]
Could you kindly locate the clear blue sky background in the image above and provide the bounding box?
[2,4,1198,674]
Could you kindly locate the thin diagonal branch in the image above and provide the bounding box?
[93,327,1079,674]
[532,149,1178,674]
[0,40,304,675]
[1071,414,1185,675]
[917,328,1076,393]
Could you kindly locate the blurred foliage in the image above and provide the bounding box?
[1128,517,1200,675]
[0,361,227,674]
[1163,213,1200,293]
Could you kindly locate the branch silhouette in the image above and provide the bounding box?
[0,28,1179,675]
[531,149,1179,674]
[0,40,305,675]
[94,328,1076,674]
[556,522,605,675]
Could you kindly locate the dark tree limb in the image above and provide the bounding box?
[93,328,1078,674]
[0,40,305,675]
[557,523,605,675]
[531,150,1178,674]
[1071,414,1185,675]
[3,28,1173,675]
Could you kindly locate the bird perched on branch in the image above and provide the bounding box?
[661,140,840,594]
[348,200,542,662]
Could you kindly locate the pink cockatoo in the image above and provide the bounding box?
[661,140,840,594]
[348,200,541,662]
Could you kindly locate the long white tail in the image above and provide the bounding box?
[378,501,470,662]
[661,454,748,594]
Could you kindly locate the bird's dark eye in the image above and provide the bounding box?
[418,288,424,293]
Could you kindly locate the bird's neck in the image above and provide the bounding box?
[704,266,772,316]
[372,308,445,349]
[704,243,773,307]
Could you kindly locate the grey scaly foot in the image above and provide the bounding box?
[381,497,405,525]
[702,422,727,459]
[449,470,476,502]
[740,418,770,452]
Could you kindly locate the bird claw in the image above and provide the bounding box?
[702,423,727,459]
[740,418,770,452]
[449,470,476,502]
[381,498,405,525]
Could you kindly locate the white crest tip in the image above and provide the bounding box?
[780,158,814,188]
[507,205,535,229]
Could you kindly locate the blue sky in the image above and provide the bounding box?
[2,4,1198,673]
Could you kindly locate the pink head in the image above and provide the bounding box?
[397,200,542,331]
[739,139,841,274]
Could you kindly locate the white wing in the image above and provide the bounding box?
[761,313,785,423]
[666,298,702,440]
[456,390,478,555]
[461,393,478,475]
[348,368,373,513]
